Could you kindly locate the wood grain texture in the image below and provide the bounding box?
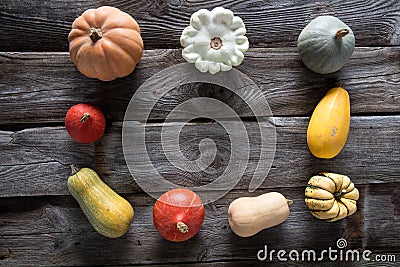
[117,261,400,267]
[0,116,399,197]
[1,1,399,265]
[0,184,399,266]
[0,0,399,51]
[0,47,399,126]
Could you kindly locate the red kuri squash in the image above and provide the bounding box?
[153,188,204,242]
[65,103,106,143]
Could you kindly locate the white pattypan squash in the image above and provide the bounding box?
[180,7,249,74]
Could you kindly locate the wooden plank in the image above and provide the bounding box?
[129,260,400,267]
[146,260,400,267]
[0,47,399,126]
[0,184,399,266]
[0,0,399,51]
[122,262,361,267]
[0,116,399,197]
[0,49,175,126]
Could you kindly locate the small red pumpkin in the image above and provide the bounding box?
[153,188,204,242]
[65,103,106,143]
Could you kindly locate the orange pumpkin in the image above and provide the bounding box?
[68,6,144,81]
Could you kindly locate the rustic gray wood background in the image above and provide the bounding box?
[0,0,399,266]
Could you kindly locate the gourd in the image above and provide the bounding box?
[153,188,204,242]
[180,7,249,74]
[307,85,350,159]
[297,15,355,74]
[68,6,144,81]
[65,103,106,144]
[228,192,292,237]
[68,165,134,238]
[305,172,359,222]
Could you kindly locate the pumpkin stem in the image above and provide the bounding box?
[286,199,293,206]
[176,222,189,233]
[70,164,81,175]
[338,82,346,88]
[334,189,347,199]
[89,28,103,42]
[80,112,90,123]
[336,29,350,39]
[210,37,223,50]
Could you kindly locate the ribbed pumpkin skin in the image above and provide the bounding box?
[68,6,144,81]
[68,167,134,238]
[297,16,355,74]
[305,172,359,222]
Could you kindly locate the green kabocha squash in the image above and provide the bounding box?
[68,165,134,238]
[297,15,355,74]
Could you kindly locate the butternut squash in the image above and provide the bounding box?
[68,165,134,238]
[307,86,350,159]
[228,192,291,237]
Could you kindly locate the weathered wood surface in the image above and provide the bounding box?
[1,0,400,265]
[0,47,399,126]
[0,116,399,197]
[0,0,399,51]
[0,184,399,266]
